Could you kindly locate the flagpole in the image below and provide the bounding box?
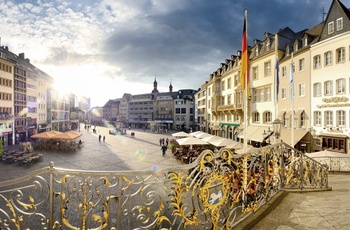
[274,33,279,119]
[290,52,294,149]
[243,9,248,154]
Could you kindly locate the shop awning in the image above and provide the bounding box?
[238,125,269,142]
[280,128,309,146]
[220,122,240,127]
[278,111,286,119]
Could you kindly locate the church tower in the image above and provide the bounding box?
[169,80,173,92]
[152,77,159,93]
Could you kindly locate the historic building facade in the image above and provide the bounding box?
[310,0,350,153]
[195,0,350,153]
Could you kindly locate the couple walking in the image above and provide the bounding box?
[160,138,169,156]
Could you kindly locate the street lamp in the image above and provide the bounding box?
[262,127,272,145]
[273,118,283,139]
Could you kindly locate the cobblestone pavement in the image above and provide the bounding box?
[0,126,182,182]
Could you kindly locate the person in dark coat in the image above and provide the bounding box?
[161,145,167,156]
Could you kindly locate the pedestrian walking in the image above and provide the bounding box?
[166,138,169,146]
[103,136,105,142]
[99,134,101,142]
[161,145,167,156]
[162,138,165,145]
[159,138,162,146]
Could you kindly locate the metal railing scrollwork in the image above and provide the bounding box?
[0,142,328,229]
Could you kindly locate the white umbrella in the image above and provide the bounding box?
[194,133,212,139]
[209,138,239,147]
[189,131,204,136]
[172,131,191,138]
[176,137,208,146]
[201,135,221,142]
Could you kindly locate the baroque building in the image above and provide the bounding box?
[195,0,350,153]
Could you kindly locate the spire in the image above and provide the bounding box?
[152,76,159,93]
[169,79,173,92]
[153,77,157,88]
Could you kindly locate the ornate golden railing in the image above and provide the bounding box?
[0,142,328,229]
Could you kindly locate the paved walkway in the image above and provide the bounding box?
[0,126,182,182]
[1,127,349,229]
[248,173,350,230]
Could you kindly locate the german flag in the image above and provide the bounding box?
[240,10,249,97]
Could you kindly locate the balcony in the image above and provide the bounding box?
[0,143,329,229]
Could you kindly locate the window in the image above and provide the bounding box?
[304,37,308,47]
[282,88,286,99]
[294,42,298,52]
[299,111,305,128]
[227,78,231,89]
[325,51,332,66]
[314,111,322,126]
[299,83,305,97]
[336,78,346,94]
[328,21,334,34]
[264,61,271,77]
[252,67,258,80]
[234,75,239,87]
[337,110,345,126]
[253,112,260,123]
[259,88,265,102]
[337,17,343,31]
[336,47,345,63]
[324,81,333,95]
[313,55,321,69]
[313,83,321,97]
[227,94,231,104]
[299,58,305,71]
[266,40,270,51]
[263,111,272,123]
[221,80,225,91]
[215,83,220,92]
[282,66,286,77]
[325,111,333,126]
[266,87,271,101]
[253,89,258,102]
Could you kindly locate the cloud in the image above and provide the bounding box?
[0,0,334,107]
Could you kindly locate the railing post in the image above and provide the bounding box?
[299,152,304,190]
[117,175,122,229]
[280,142,285,186]
[49,161,55,230]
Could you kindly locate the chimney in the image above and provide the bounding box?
[19,53,25,59]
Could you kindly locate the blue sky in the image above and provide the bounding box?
[0,0,337,107]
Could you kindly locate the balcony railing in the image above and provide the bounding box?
[0,142,328,229]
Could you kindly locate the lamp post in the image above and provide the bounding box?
[273,118,283,143]
[262,127,272,146]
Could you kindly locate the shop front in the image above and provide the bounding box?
[321,134,347,154]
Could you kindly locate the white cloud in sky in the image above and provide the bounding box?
[0,0,333,106]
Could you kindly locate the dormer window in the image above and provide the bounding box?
[328,21,334,34]
[266,40,270,51]
[255,47,259,56]
[294,42,298,52]
[286,46,290,56]
[337,17,343,31]
[303,37,308,47]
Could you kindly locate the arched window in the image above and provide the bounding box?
[263,111,272,123]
